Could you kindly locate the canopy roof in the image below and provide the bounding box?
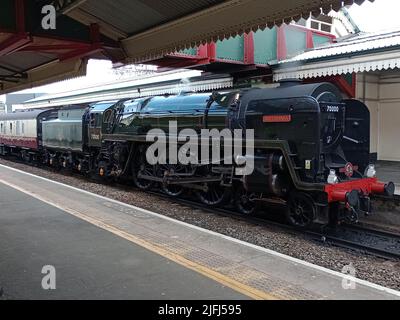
[273,29,400,81]
[1,0,374,94]
[62,0,374,62]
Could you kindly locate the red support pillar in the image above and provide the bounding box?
[207,42,217,62]
[277,26,287,61]
[89,23,101,44]
[244,32,255,64]
[323,74,356,98]
[197,44,208,58]
[306,30,314,49]
[352,73,356,97]
[15,0,25,32]
[0,34,30,55]
[335,74,356,98]
[20,44,90,52]
[59,23,102,61]
[0,0,30,56]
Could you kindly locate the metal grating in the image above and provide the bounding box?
[137,228,324,300]
[78,0,225,35]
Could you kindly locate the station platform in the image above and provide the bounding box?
[0,163,399,300]
[377,161,400,194]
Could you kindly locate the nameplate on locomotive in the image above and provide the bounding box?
[262,115,292,123]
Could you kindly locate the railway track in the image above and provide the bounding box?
[373,193,400,201]
[322,224,400,260]
[152,191,400,260]
[1,156,400,260]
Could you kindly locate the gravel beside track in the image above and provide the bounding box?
[1,157,399,291]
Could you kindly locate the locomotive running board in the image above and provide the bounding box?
[137,173,222,185]
[256,197,287,205]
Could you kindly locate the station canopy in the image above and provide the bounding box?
[0,0,374,94]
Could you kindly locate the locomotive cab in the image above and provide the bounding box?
[240,81,394,226]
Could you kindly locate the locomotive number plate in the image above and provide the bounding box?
[325,105,339,112]
[262,114,291,123]
[320,103,344,113]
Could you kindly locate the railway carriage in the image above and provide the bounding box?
[41,101,116,171]
[0,109,57,160]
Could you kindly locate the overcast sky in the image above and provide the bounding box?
[347,0,400,32]
[1,0,399,103]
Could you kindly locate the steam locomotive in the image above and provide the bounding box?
[0,81,394,227]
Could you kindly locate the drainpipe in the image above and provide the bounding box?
[363,73,366,103]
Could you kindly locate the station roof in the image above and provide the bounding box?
[279,29,400,63]
[0,108,47,120]
[0,0,123,94]
[20,69,234,108]
[1,0,374,94]
[272,29,400,81]
[66,0,374,63]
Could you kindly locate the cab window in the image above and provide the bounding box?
[208,93,232,110]
[103,109,114,123]
[120,101,141,126]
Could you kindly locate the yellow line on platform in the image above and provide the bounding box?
[0,178,281,300]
